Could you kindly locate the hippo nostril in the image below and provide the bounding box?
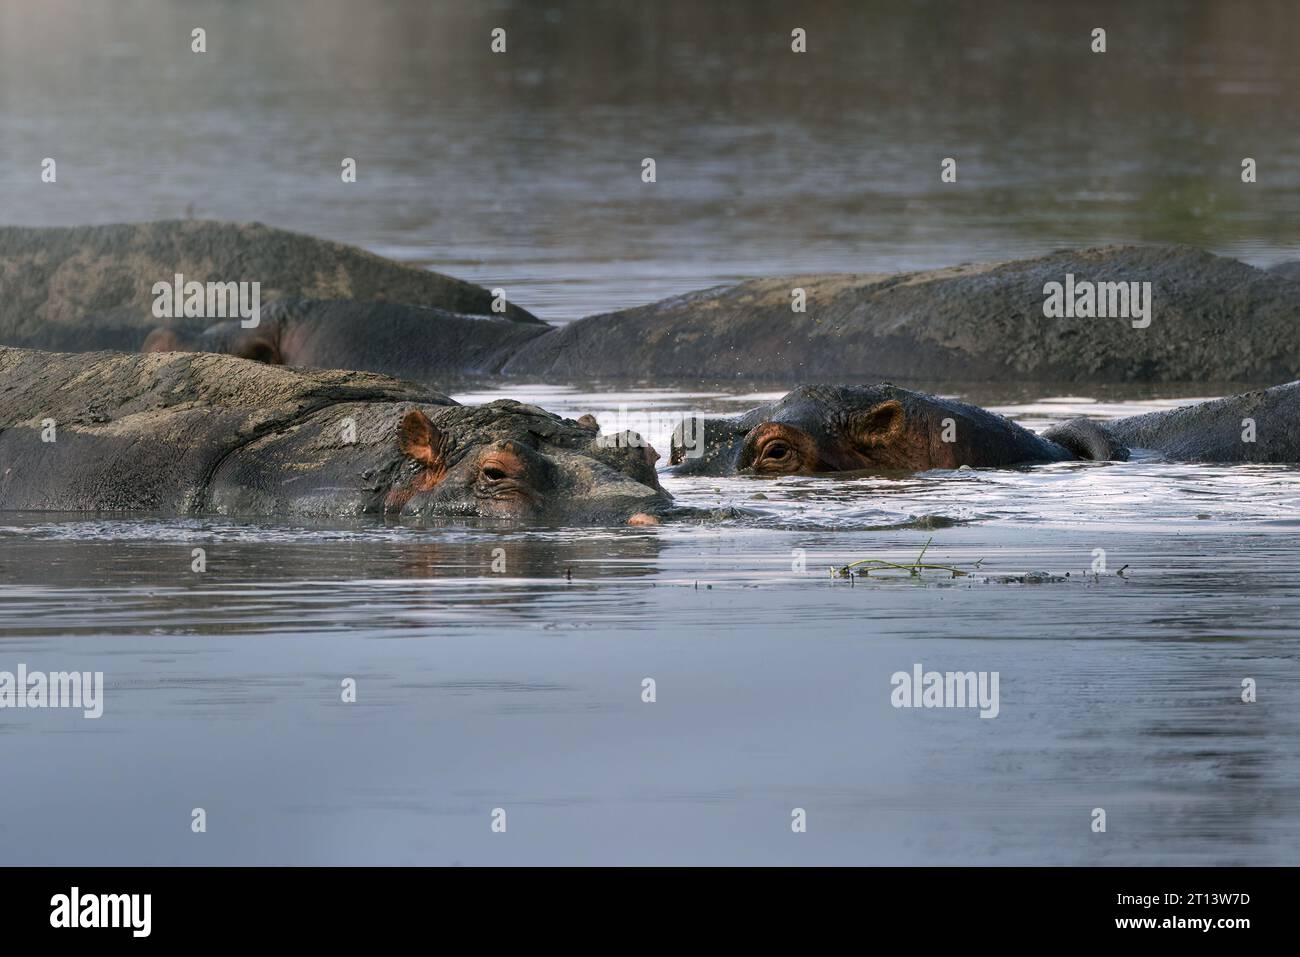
[627,512,661,526]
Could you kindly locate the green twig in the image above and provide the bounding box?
[832,537,981,579]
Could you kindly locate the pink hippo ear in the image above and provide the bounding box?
[387,409,450,512]
[398,409,448,470]
[855,400,906,446]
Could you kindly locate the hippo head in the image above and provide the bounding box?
[670,384,1072,476]
[383,400,668,525]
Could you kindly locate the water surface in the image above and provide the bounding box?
[3,388,1298,865]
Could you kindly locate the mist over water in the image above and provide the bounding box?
[2,1,1299,864]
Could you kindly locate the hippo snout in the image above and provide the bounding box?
[586,481,672,527]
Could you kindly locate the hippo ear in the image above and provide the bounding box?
[399,409,448,468]
[856,400,906,445]
[141,327,190,354]
[234,337,282,365]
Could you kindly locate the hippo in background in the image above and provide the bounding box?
[0,220,542,353]
[1267,260,1300,283]
[0,347,666,526]
[505,245,1300,384]
[8,222,1299,384]
[140,242,1300,386]
[670,381,1300,475]
[142,298,550,378]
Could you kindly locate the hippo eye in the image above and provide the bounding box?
[478,452,525,486]
[744,427,813,474]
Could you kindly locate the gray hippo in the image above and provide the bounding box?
[145,244,1300,385]
[0,220,542,352]
[506,245,1300,383]
[1267,261,1300,283]
[9,223,1298,383]
[142,297,551,378]
[670,382,1300,475]
[0,347,666,525]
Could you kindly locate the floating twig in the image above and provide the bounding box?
[832,537,979,579]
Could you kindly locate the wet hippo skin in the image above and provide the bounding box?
[0,347,667,526]
[670,381,1300,475]
[0,220,543,353]
[152,244,1300,385]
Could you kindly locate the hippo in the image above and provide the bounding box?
[505,244,1300,383]
[136,243,1300,386]
[142,297,551,378]
[9,223,1299,384]
[0,220,542,353]
[0,347,667,525]
[670,382,1300,475]
[1267,261,1300,283]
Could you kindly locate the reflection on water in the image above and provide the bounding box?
[2,388,1299,865]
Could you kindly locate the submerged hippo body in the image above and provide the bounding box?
[0,347,667,524]
[1104,382,1300,463]
[671,382,1300,476]
[502,245,1300,383]
[1267,261,1300,282]
[143,243,1300,385]
[0,221,542,353]
[9,223,1296,384]
[671,385,1093,476]
[143,298,552,378]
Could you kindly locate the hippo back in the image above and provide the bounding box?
[504,246,1300,383]
[0,220,543,353]
[270,299,551,378]
[1108,381,1300,463]
[0,346,452,512]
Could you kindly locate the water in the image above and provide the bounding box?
[2,0,1300,865]
[3,388,1299,865]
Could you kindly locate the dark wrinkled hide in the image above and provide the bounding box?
[505,245,1300,382]
[672,381,1300,476]
[14,229,1294,386]
[1267,261,1300,282]
[672,385,1075,475]
[0,347,667,523]
[181,299,551,378]
[1106,381,1300,463]
[8,225,1296,387]
[0,220,542,352]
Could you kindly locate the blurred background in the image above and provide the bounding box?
[3,0,1300,323]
